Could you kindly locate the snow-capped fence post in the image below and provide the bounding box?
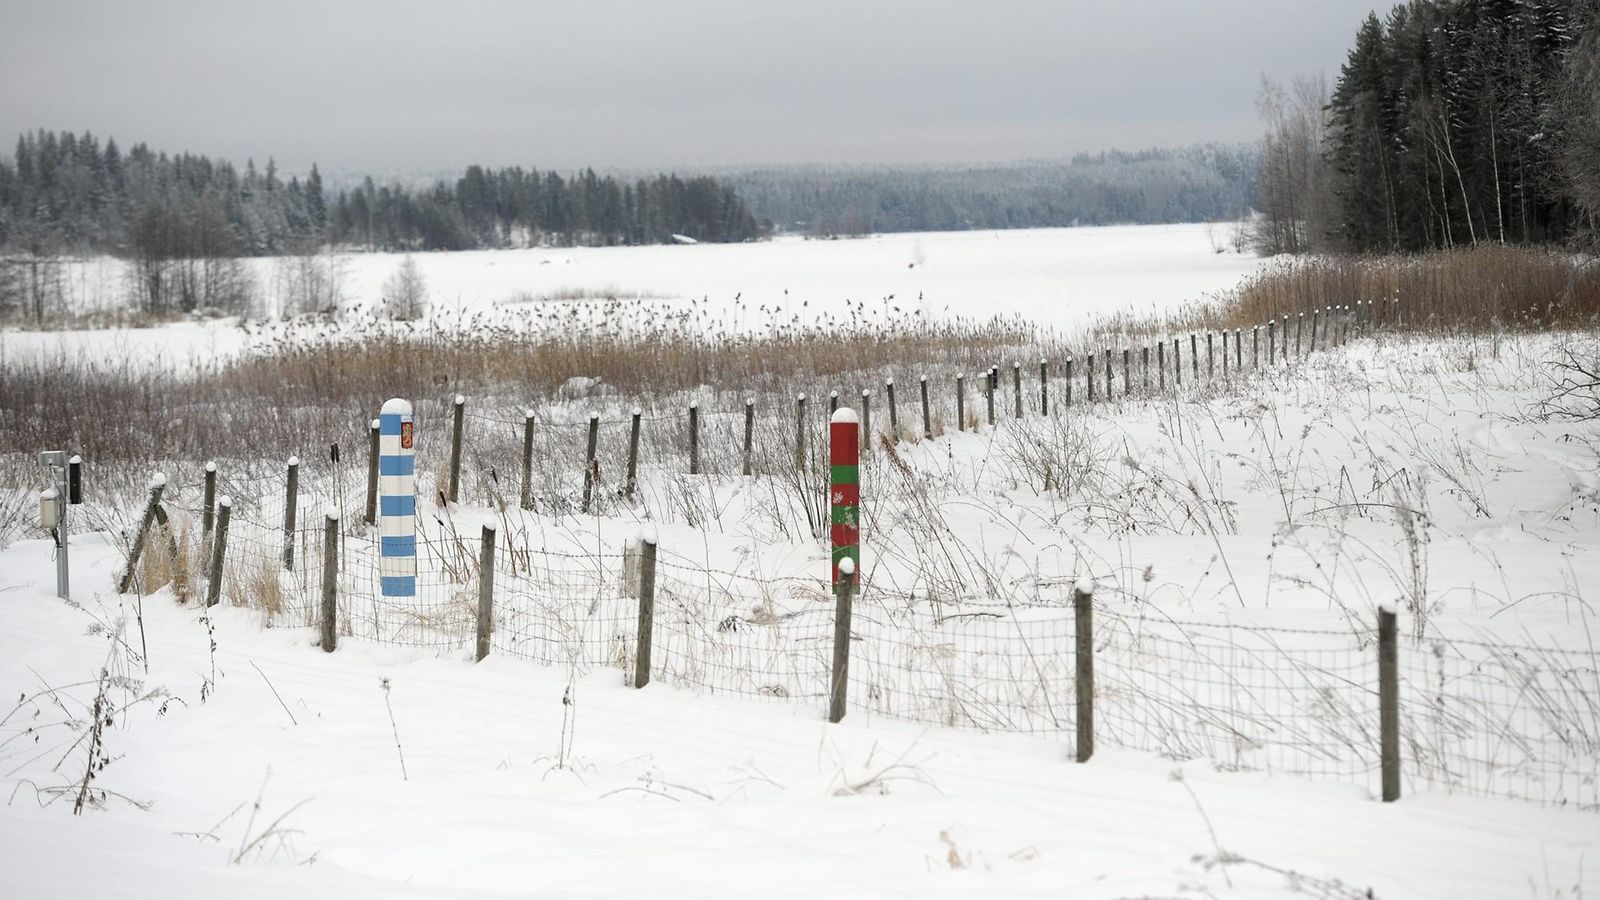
[205,497,231,608]
[1252,325,1260,370]
[1157,341,1167,392]
[1379,605,1401,802]
[829,391,838,416]
[920,376,932,439]
[626,407,642,497]
[1121,349,1131,399]
[1190,333,1198,382]
[1012,362,1023,418]
[956,374,966,429]
[633,530,658,689]
[448,394,465,504]
[1065,357,1074,408]
[1221,330,1229,377]
[1141,345,1150,394]
[475,523,495,662]
[796,394,808,469]
[1268,319,1277,366]
[1234,327,1243,370]
[1281,316,1290,362]
[1086,353,1095,403]
[118,474,168,593]
[202,461,217,538]
[366,420,381,524]
[1074,580,1095,763]
[829,557,856,725]
[282,457,299,572]
[320,511,339,653]
[1039,359,1048,416]
[860,389,872,452]
[1296,313,1304,357]
[1208,331,1215,380]
[985,369,996,425]
[885,380,898,440]
[379,398,416,600]
[742,399,754,477]
[520,411,535,510]
[1312,308,1321,352]
[1171,339,1180,389]
[1106,350,1115,400]
[583,413,601,510]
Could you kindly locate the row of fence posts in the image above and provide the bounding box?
[381,300,1396,514]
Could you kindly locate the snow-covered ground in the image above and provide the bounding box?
[4,326,1599,897]
[0,224,1264,369]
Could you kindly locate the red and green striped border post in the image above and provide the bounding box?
[829,406,860,586]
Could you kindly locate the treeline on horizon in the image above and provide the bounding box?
[722,145,1258,236]
[1251,0,1599,254]
[0,132,766,258]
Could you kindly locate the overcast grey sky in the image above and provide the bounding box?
[0,0,1380,173]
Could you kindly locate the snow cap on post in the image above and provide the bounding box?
[828,407,861,585]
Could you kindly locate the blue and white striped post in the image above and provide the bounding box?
[378,398,416,598]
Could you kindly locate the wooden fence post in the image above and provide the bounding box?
[448,394,465,504]
[1190,333,1199,381]
[1296,313,1304,357]
[582,413,600,512]
[1234,327,1242,370]
[1171,339,1180,388]
[1075,580,1095,762]
[520,410,535,510]
[1268,319,1276,366]
[1312,308,1321,351]
[476,523,496,662]
[1121,349,1130,399]
[1039,359,1048,416]
[633,530,658,688]
[1086,352,1095,403]
[742,399,754,476]
[1281,316,1290,361]
[1252,325,1260,370]
[1065,357,1074,408]
[829,391,838,415]
[205,497,231,607]
[118,474,168,593]
[320,511,338,653]
[1208,331,1215,379]
[920,376,932,439]
[1221,329,1229,377]
[1158,341,1167,392]
[985,369,996,425]
[886,380,899,440]
[1012,362,1023,418]
[956,374,966,429]
[860,390,872,452]
[282,457,299,572]
[687,403,699,475]
[626,408,641,498]
[796,393,809,468]
[1141,345,1150,394]
[1379,605,1401,802]
[1106,350,1114,400]
[829,559,856,724]
[201,461,217,575]
[366,420,381,523]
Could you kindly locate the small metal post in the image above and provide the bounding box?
[742,399,754,476]
[448,394,464,504]
[320,512,339,653]
[475,523,496,662]
[633,531,658,688]
[283,457,299,572]
[626,408,641,497]
[205,497,231,607]
[520,410,535,510]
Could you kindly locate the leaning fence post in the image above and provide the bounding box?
[617,408,636,499]
[1074,580,1095,762]
[475,523,496,662]
[118,474,168,593]
[633,529,658,688]
[583,412,600,511]
[1379,605,1401,802]
[1012,362,1023,418]
[956,374,966,430]
[448,394,465,504]
[520,410,535,510]
[320,511,339,653]
[205,496,231,607]
[742,399,754,476]
[920,376,932,439]
[282,456,299,571]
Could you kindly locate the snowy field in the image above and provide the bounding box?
[0,223,1264,368]
[3,315,1599,896]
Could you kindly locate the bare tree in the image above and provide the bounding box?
[1249,74,1335,255]
[381,255,428,321]
[1557,25,1600,246]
